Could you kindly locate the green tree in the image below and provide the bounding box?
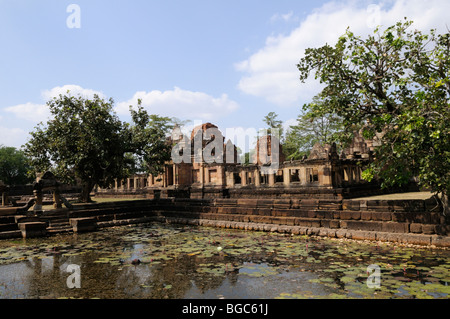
[23,93,173,202]
[262,111,283,140]
[128,100,174,177]
[283,96,344,160]
[297,19,450,210]
[0,146,34,185]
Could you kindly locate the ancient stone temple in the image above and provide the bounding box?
[98,123,380,200]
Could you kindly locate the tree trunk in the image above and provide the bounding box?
[440,192,449,217]
[79,182,94,203]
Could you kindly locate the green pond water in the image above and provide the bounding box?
[0,222,449,299]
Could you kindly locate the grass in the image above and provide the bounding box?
[351,191,434,201]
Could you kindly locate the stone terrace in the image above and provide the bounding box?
[0,197,448,247]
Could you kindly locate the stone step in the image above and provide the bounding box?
[0,223,19,232]
[47,226,73,234]
[0,230,22,239]
[48,221,70,228]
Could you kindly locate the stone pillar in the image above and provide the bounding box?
[226,171,235,188]
[321,166,332,187]
[53,189,62,209]
[268,173,275,186]
[254,169,260,187]
[148,175,153,187]
[199,166,204,185]
[114,179,118,191]
[1,192,8,207]
[283,168,290,187]
[33,189,43,214]
[205,168,210,184]
[241,171,247,186]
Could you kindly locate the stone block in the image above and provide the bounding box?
[382,222,409,233]
[346,220,383,232]
[376,232,400,243]
[272,199,292,209]
[342,200,360,211]
[237,199,258,207]
[397,233,432,246]
[340,211,352,220]
[340,211,361,220]
[335,229,347,238]
[294,218,311,227]
[429,213,442,224]
[431,236,450,248]
[310,219,321,228]
[391,212,407,223]
[361,212,372,220]
[318,200,342,210]
[18,222,47,238]
[411,212,430,224]
[409,223,423,234]
[422,224,436,235]
[307,211,317,218]
[371,212,391,221]
[350,211,361,220]
[349,230,377,241]
[329,220,340,229]
[69,217,97,233]
[256,199,274,208]
[273,209,293,217]
[291,210,309,218]
[298,199,318,209]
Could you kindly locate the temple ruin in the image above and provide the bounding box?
[98,123,381,200]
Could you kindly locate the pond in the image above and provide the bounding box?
[0,222,449,299]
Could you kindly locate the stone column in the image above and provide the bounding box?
[1,192,8,207]
[241,171,247,186]
[226,171,235,188]
[205,168,210,184]
[254,169,260,187]
[33,189,43,214]
[53,189,62,209]
[283,168,290,187]
[199,166,204,185]
[268,173,275,186]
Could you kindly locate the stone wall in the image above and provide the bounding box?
[4,195,447,247]
[67,197,449,247]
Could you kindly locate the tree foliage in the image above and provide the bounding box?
[297,19,449,203]
[23,93,173,202]
[0,146,34,186]
[262,111,283,140]
[284,96,344,160]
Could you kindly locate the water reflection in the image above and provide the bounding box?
[0,223,448,299]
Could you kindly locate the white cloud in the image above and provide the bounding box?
[4,85,106,124]
[4,102,50,123]
[236,0,450,107]
[116,87,239,122]
[42,84,105,101]
[270,11,295,23]
[0,126,28,149]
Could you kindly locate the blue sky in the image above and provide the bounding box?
[1,0,449,151]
